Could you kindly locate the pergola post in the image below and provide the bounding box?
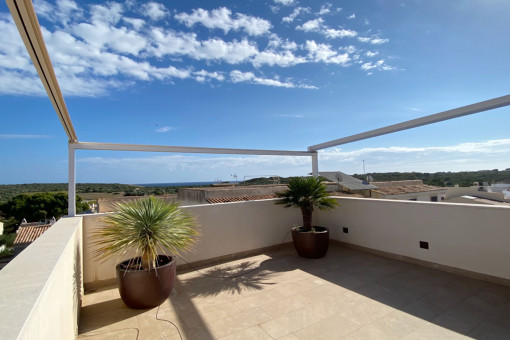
[311,152,319,177]
[68,144,76,217]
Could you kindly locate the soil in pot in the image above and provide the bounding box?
[116,255,176,309]
[291,226,329,259]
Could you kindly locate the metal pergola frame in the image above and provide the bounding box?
[7,0,510,216]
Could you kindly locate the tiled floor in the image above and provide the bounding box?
[78,245,510,339]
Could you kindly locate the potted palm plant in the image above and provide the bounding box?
[94,196,199,309]
[275,176,338,258]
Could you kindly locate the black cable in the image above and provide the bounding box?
[178,229,292,279]
[156,304,183,340]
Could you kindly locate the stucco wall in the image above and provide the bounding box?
[84,197,510,286]
[0,217,83,340]
[83,199,302,285]
[321,197,510,280]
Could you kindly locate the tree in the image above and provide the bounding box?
[0,192,89,232]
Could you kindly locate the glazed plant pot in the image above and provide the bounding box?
[116,255,176,309]
[291,226,329,259]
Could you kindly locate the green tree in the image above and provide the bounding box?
[0,192,89,230]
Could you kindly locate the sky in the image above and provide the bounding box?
[0,0,509,184]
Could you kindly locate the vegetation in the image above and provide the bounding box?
[94,196,199,270]
[353,169,510,187]
[275,177,338,231]
[0,183,201,204]
[0,233,16,247]
[0,192,90,233]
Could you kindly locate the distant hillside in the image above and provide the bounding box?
[0,182,203,204]
[352,169,510,187]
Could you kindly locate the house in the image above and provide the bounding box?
[370,180,446,201]
[319,171,377,197]
[13,224,52,255]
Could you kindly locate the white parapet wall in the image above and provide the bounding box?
[83,199,302,285]
[0,217,83,340]
[321,197,510,282]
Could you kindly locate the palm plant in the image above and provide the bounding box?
[276,176,338,231]
[94,196,199,270]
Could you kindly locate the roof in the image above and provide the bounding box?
[206,195,277,204]
[319,172,377,190]
[14,225,52,245]
[372,184,445,196]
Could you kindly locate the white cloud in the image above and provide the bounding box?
[149,29,259,64]
[155,126,175,133]
[252,50,306,67]
[175,7,271,36]
[230,70,317,89]
[140,2,168,21]
[365,50,379,57]
[282,7,310,23]
[297,18,323,32]
[358,36,389,44]
[34,0,83,26]
[305,40,350,65]
[297,18,357,39]
[361,59,395,72]
[123,17,145,30]
[274,0,295,6]
[316,139,510,174]
[74,139,510,183]
[324,28,357,39]
[347,13,356,19]
[318,3,332,15]
[193,69,225,82]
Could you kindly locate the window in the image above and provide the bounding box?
[431,196,438,202]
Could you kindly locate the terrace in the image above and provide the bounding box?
[1,1,510,339]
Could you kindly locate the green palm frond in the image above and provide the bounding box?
[275,176,338,230]
[93,196,199,270]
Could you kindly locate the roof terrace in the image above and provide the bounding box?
[1,1,510,339]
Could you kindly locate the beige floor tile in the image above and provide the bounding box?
[219,325,272,340]
[233,287,286,311]
[350,313,417,339]
[260,293,312,318]
[206,307,272,338]
[259,309,323,338]
[293,314,360,339]
[403,323,471,340]
[79,245,510,340]
[338,300,394,326]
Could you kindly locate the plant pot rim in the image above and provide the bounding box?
[116,255,175,273]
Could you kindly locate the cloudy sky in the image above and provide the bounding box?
[1,0,509,184]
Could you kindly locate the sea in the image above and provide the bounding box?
[136,181,240,187]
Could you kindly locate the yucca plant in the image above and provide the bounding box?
[276,176,338,231]
[94,196,199,270]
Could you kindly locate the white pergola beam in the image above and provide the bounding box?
[71,142,314,157]
[308,94,510,151]
[7,0,77,142]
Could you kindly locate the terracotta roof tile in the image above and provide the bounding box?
[206,195,277,204]
[14,225,52,245]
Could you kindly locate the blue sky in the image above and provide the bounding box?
[1,0,509,184]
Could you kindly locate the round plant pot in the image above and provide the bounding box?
[116,255,176,309]
[291,226,329,259]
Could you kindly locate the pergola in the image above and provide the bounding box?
[7,0,510,216]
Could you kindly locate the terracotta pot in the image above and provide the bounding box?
[291,226,329,259]
[116,255,176,309]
